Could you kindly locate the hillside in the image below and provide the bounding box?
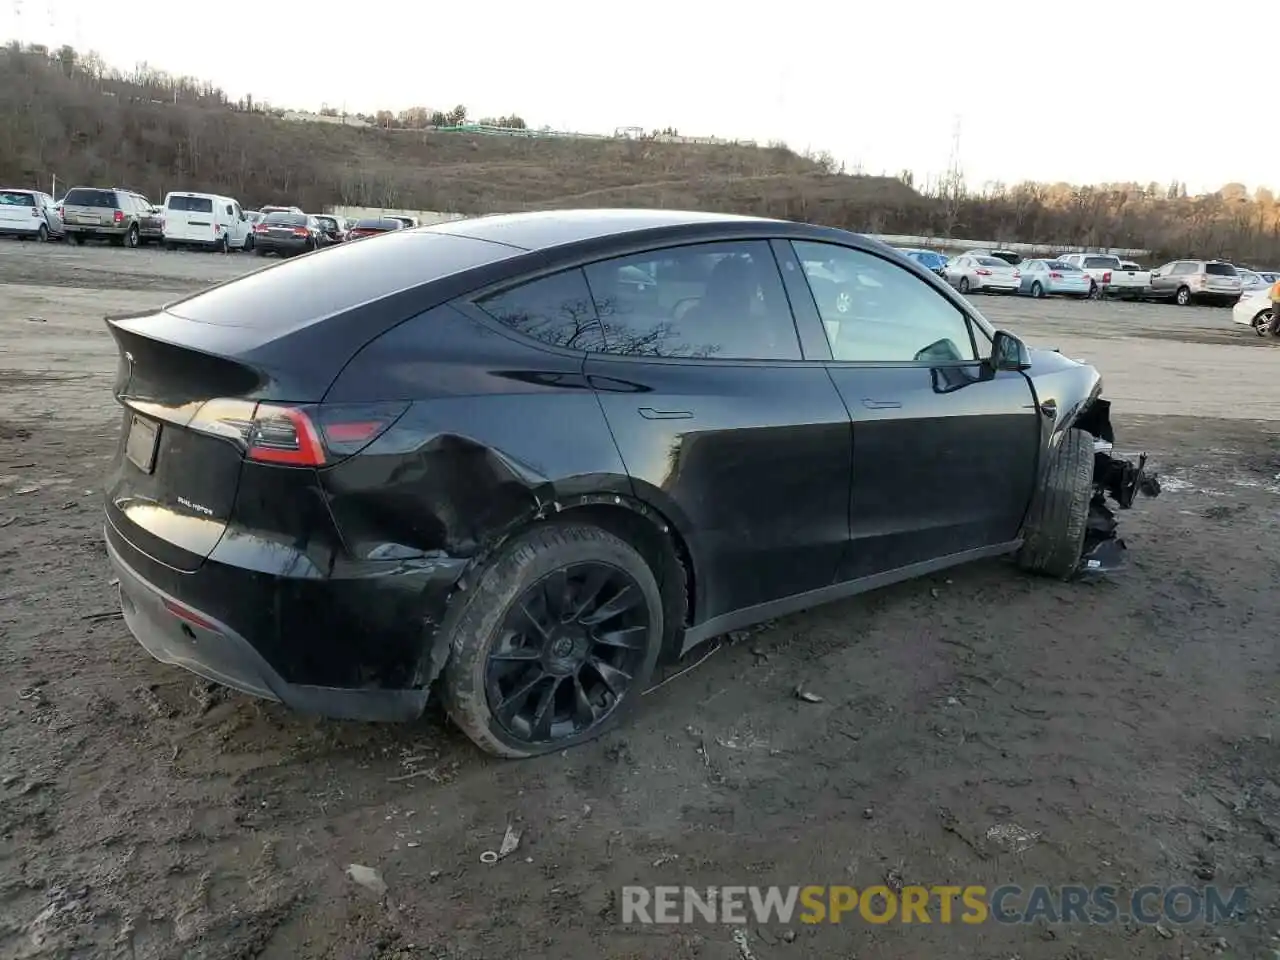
[2,43,1279,264]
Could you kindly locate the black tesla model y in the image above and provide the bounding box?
[103,209,1158,757]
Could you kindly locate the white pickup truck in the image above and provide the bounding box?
[1058,254,1151,299]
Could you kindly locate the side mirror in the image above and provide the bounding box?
[989,330,1031,372]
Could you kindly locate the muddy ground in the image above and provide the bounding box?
[1,242,1278,960]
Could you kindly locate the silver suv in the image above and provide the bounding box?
[1149,259,1243,306]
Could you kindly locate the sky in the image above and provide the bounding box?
[3,0,1274,196]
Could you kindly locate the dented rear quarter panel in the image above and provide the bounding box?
[320,303,633,563]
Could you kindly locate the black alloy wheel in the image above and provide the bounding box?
[484,561,651,744]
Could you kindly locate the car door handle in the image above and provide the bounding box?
[638,407,693,420]
[861,398,902,410]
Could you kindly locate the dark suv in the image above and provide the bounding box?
[61,187,162,247]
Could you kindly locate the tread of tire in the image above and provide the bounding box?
[438,522,661,759]
[1016,428,1094,579]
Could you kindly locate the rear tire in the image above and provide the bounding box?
[73,234,86,246]
[255,246,267,257]
[1175,285,1191,306]
[243,233,254,252]
[36,224,48,243]
[216,234,229,255]
[1016,428,1094,580]
[958,277,970,294]
[125,225,139,249]
[439,522,663,759]
[1030,281,1043,298]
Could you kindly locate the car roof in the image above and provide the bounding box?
[420,208,779,252]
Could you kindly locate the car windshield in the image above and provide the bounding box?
[167,195,214,213]
[1205,263,1237,276]
[63,188,116,207]
[265,212,306,226]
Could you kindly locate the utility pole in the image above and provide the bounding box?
[943,115,963,240]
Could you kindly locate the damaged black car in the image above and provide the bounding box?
[102,209,1159,758]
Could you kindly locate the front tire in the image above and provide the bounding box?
[439,523,663,758]
[1016,428,1094,580]
[125,225,139,249]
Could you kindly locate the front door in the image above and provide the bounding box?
[579,239,853,625]
[788,240,1041,581]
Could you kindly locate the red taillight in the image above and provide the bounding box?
[55,206,62,218]
[1049,271,1063,279]
[187,400,408,466]
[113,210,124,223]
[254,223,268,232]
[976,268,992,276]
[162,598,220,632]
[1102,271,1112,284]
[292,227,309,237]
[1012,270,1021,279]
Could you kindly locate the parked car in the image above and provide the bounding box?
[347,217,406,240]
[1254,270,1279,284]
[1235,268,1270,294]
[944,254,1022,294]
[313,214,347,245]
[1231,288,1276,335]
[161,192,254,253]
[251,212,324,257]
[897,248,948,276]
[61,186,162,247]
[100,209,1158,757]
[383,215,418,228]
[1017,259,1091,298]
[1148,259,1243,306]
[1056,254,1151,299]
[0,188,63,241]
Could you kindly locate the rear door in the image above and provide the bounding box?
[788,240,1040,580]
[567,239,852,625]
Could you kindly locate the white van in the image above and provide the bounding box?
[161,192,253,252]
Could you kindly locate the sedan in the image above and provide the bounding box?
[1231,288,1276,335]
[252,212,324,257]
[897,248,948,276]
[1236,268,1271,294]
[347,217,406,240]
[1018,259,1092,298]
[945,254,1022,294]
[102,210,1159,758]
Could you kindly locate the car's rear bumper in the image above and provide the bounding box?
[105,518,466,722]
[65,223,128,236]
[256,238,311,254]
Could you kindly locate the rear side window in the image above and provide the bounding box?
[477,270,607,352]
[582,240,801,360]
[64,188,117,208]
[0,191,36,206]
[165,232,517,330]
[1205,262,1237,276]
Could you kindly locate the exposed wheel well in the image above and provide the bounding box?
[543,501,693,664]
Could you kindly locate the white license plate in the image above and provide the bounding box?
[125,415,159,473]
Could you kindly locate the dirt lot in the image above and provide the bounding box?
[2,242,1279,960]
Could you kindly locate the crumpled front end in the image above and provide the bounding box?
[1071,397,1162,575]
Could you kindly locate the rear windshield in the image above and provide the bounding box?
[976,257,1007,267]
[315,216,338,229]
[1083,256,1120,268]
[63,188,117,208]
[1046,261,1077,271]
[1205,262,1237,276]
[167,195,215,213]
[0,190,36,206]
[265,212,307,226]
[165,232,519,330]
[354,218,398,230]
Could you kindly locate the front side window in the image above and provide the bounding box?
[581,240,800,360]
[476,269,606,352]
[792,241,978,364]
